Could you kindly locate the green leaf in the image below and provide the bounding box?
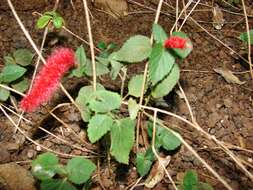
[97,41,107,50]
[128,98,139,120]
[96,56,110,65]
[152,23,168,43]
[0,64,27,83]
[76,85,105,105]
[239,30,253,45]
[53,16,64,29]
[110,118,135,164]
[13,49,33,66]
[37,15,52,29]
[88,90,121,113]
[110,60,122,80]
[0,87,10,101]
[53,165,68,176]
[41,179,77,190]
[149,43,175,86]
[87,114,113,143]
[72,45,87,77]
[4,55,15,65]
[76,45,87,67]
[11,78,29,93]
[114,35,152,63]
[84,59,109,76]
[170,31,193,59]
[183,170,199,190]
[136,148,154,176]
[128,74,146,97]
[107,43,117,50]
[151,64,180,98]
[160,129,181,151]
[66,157,96,185]
[148,121,181,151]
[198,182,214,190]
[75,84,104,122]
[32,152,59,180]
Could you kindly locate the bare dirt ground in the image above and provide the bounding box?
[0,0,253,189]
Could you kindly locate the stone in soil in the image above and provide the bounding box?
[0,163,36,190]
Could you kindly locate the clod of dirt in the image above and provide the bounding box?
[0,149,11,164]
[212,6,225,30]
[92,0,128,18]
[0,163,36,190]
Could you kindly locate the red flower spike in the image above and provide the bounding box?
[164,36,187,49]
[20,47,75,112]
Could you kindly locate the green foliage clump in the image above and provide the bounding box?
[32,152,96,190]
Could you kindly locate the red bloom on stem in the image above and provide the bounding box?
[20,47,75,112]
[164,36,187,49]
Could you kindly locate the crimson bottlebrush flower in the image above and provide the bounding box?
[164,36,187,49]
[20,47,75,112]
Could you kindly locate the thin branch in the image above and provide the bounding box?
[0,105,90,158]
[136,0,164,152]
[178,82,194,121]
[0,84,24,96]
[152,111,178,190]
[178,0,201,31]
[170,0,194,34]
[82,0,97,91]
[146,111,233,190]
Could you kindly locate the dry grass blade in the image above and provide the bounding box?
[0,105,89,158]
[142,110,233,190]
[150,110,178,190]
[137,0,164,151]
[82,0,97,91]
[178,0,201,31]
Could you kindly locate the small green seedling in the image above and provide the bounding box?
[37,11,64,29]
[32,152,96,190]
[135,120,182,177]
[239,29,253,45]
[0,49,33,101]
[97,41,117,58]
[178,170,214,190]
[136,147,155,177]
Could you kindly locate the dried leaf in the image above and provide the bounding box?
[212,6,224,30]
[145,155,171,188]
[214,68,245,85]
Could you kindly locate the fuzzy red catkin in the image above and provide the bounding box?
[164,36,187,49]
[20,48,75,112]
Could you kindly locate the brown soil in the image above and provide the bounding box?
[0,0,253,190]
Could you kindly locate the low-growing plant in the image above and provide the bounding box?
[0,48,33,101]
[32,152,96,190]
[239,29,253,45]
[37,11,64,29]
[29,13,194,187]
[178,170,214,190]
[72,23,193,166]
